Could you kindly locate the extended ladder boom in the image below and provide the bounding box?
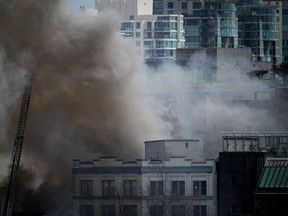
[1,85,32,216]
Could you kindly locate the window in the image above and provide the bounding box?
[80,205,93,216]
[150,181,164,195]
[193,205,207,216]
[102,180,115,197]
[136,32,141,38]
[123,205,137,216]
[181,2,187,9]
[193,2,202,9]
[102,205,115,216]
[168,2,174,9]
[193,181,206,196]
[80,180,93,196]
[136,22,140,29]
[172,205,185,216]
[230,204,237,215]
[230,177,237,187]
[150,205,163,216]
[123,180,137,196]
[171,181,185,196]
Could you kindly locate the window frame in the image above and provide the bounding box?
[123,180,137,196]
[171,181,185,196]
[80,180,93,197]
[102,180,115,197]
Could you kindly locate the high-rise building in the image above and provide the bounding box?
[120,14,185,61]
[153,0,282,63]
[153,0,239,48]
[96,0,153,19]
[282,2,288,61]
[237,0,282,63]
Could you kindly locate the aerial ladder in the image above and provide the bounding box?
[0,78,33,216]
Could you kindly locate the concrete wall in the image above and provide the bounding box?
[96,0,152,19]
[145,139,204,161]
[142,158,215,216]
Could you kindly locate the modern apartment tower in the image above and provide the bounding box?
[237,0,282,63]
[153,0,238,48]
[120,14,185,61]
[283,2,288,61]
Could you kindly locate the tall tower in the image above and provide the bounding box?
[96,0,153,19]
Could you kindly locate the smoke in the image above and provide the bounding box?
[0,0,287,214]
[0,0,164,213]
[146,59,288,158]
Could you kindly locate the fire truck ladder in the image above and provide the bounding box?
[1,84,32,216]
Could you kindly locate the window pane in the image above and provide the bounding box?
[81,180,93,196]
[102,180,115,197]
[80,205,93,216]
[102,205,115,216]
[123,205,137,216]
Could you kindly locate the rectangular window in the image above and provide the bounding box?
[123,205,137,216]
[168,2,174,9]
[181,2,188,9]
[193,205,207,216]
[80,180,93,196]
[136,22,140,29]
[150,181,164,196]
[230,204,237,214]
[136,32,141,38]
[102,180,115,197]
[80,205,93,216]
[123,180,137,196]
[172,205,185,216]
[193,181,206,196]
[150,205,163,216]
[102,205,115,216]
[171,181,185,196]
[230,177,237,187]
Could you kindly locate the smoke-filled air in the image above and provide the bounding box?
[0,0,287,214]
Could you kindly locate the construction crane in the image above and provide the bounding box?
[0,79,33,216]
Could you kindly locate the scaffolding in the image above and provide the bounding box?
[220,132,288,153]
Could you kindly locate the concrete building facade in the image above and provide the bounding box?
[72,139,216,216]
[96,0,153,19]
[142,158,215,216]
[72,157,142,216]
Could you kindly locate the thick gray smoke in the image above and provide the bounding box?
[0,0,164,213]
[146,59,288,158]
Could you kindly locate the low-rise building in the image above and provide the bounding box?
[72,157,142,216]
[72,139,216,216]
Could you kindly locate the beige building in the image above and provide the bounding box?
[73,139,216,216]
[96,0,153,19]
[73,157,142,216]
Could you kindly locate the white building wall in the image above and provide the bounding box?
[145,139,204,161]
[96,0,152,19]
[141,159,215,216]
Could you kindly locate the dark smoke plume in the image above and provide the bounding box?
[0,0,163,213]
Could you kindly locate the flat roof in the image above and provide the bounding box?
[220,132,288,138]
[145,139,200,143]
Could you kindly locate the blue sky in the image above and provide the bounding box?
[66,0,96,10]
